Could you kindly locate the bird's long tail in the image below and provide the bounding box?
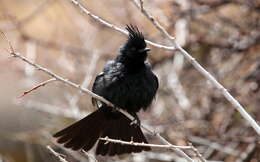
[53,106,151,156]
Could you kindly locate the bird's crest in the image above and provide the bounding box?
[124,25,146,50]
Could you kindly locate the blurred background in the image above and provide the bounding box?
[0,0,259,161]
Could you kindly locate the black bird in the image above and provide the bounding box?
[53,25,159,156]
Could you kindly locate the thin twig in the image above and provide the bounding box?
[68,52,100,109]
[131,0,175,41]
[68,0,175,51]
[189,136,240,157]
[99,137,193,149]
[130,0,260,135]
[44,132,91,162]
[188,143,207,162]
[138,0,144,11]
[18,78,57,98]
[46,145,69,162]
[9,51,108,105]
[80,150,98,162]
[168,69,190,110]
[236,143,256,162]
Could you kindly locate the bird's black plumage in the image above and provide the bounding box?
[53,25,159,156]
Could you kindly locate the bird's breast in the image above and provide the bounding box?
[103,69,157,112]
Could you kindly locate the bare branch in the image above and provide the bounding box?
[46,145,69,162]
[18,78,57,98]
[68,0,175,51]
[189,136,240,157]
[99,137,192,149]
[44,132,95,162]
[138,0,144,11]
[131,0,175,41]
[68,51,100,109]
[99,137,208,162]
[4,46,112,107]
[80,150,98,162]
[188,143,207,162]
[236,143,256,162]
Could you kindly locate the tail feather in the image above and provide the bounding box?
[96,111,151,155]
[54,108,106,151]
[64,113,103,150]
[95,118,116,155]
[53,106,151,156]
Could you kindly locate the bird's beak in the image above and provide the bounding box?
[139,48,150,53]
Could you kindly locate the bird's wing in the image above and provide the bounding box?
[91,61,124,106]
[145,62,159,93]
[152,72,159,93]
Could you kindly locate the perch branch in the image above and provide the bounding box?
[99,137,192,149]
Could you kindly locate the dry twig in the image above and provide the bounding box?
[68,0,175,51]
[68,52,100,109]
[46,145,69,162]
[236,143,256,162]
[18,78,57,98]
[80,150,98,162]
[99,137,193,150]
[189,136,240,157]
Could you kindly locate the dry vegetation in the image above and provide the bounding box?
[0,0,259,162]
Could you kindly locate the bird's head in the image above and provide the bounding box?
[119,25,150,64]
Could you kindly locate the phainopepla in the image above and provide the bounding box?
[53,25,159,156]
